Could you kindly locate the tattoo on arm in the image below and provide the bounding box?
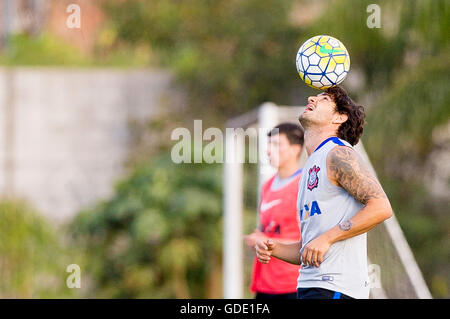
[327,146,387,205]
[338,220,353,231]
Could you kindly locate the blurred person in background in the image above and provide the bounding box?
[244,123,304,299]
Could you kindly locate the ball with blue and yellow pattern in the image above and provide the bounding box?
[296,35,350,90]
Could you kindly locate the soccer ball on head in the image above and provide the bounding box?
[296,35,350,90]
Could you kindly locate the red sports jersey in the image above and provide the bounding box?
[250,172,302,294]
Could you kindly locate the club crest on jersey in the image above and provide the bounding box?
[307,165,320,191]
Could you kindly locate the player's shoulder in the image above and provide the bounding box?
[327,144,357,161]
[326,144,367,177]
[261,174,277,191]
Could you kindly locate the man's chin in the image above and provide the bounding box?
[298,113,312,127]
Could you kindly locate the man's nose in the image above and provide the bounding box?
[307,96,317,104]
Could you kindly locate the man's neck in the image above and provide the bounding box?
[304,128,337,156]
[278,161,300,179]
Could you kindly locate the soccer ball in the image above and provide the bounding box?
[296,35,350,90]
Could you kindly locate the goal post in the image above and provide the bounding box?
[223,102,432,299]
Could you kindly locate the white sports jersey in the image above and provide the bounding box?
[296,136,370,299]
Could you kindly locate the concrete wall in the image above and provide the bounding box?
[0,68,176,222]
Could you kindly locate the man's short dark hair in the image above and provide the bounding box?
[325,86,366,146]
[267,123,304,146]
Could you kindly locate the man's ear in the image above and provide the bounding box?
[332,112,348,125]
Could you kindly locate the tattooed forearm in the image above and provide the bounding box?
[338,220,353,231]
[327,146,387,205]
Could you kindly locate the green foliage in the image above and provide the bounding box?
[0,33,91,66]
[365,54,450,164]
[363,54,450,298]
[69,153,223,298]
[0,199,78,298]
[0,32,154,68]
[105,0,450,117]
[306,0,449,87]
[106,0,303,118]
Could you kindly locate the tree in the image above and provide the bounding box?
[105,0,303,119]
[0,200,78,298]
[69,153,223,298]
